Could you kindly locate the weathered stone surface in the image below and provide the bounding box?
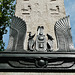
[1,0,74,75]
[1,73,75,75]
[2,0,75,75]
[15,0,66,51]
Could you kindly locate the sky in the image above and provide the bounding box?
[64,0,75,47]
[3,0,75,49]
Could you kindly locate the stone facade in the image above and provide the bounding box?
[2,0,74,75]
[15,0,66,50]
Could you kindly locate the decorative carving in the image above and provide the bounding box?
[49,5,59,15]
[47,34,54,51]
[28,32,35,51]
[54,16,75,52]
[5,16,27,51]
[1,16,75,71]
[28,26,54,52]
[0,0,75,71]
[56,6,59,12]
[22,4,31,15]
[5,15,75,53]
[0,53,75,71]
[35,59,48,68]
[35,26,47,52]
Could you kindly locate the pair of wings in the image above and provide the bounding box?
[6,16,74,52]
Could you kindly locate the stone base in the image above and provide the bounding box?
[0,52,75,72]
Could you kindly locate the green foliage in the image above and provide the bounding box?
[0,0,15,51]
[0,40,5,51]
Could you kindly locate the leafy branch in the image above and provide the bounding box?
[0,0,15,51]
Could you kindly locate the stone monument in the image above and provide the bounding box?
[15,0,66,51]
[0,0,75,71]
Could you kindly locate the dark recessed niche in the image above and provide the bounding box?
[56,6,60,11]
[51,13,59,15]
[21,9,28,11]
[22,13,30,15]
[23,0,29,1]
[50,8,57,11]
[50,0,56,1]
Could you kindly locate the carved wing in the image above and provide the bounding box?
[54,16,75,52]
[6,16,27,51]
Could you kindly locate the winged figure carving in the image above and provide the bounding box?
[28,32,35,51]
[54,16,75,52]
[6,16,27,51]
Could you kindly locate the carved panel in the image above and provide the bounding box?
[22,3,31,15]
[47,3,59,16]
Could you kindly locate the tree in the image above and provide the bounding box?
[0,0,15,51]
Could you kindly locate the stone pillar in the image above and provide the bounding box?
[15,0,66,50]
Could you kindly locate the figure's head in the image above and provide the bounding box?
[37,26,44,35]
[37,26,40,31]
[41,26,44,29]
[29,32,31,36]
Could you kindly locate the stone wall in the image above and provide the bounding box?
[15,0,66,50]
